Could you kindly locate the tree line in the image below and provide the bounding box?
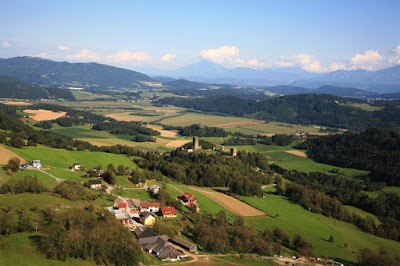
[163,123,229,137]
[135,149,271,197]
[297,128,400,186]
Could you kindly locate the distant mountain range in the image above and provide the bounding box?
[1,56,400,95]
[0,56,153,90]
[150,61,400,93]
[150,60,319,86]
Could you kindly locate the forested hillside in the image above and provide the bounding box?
[0,56,153,90]
[157,94,400,131]
[0,76,75,100]
[298,128,400,186]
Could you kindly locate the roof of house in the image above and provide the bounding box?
[134,227,157,239]
[161,206,177,215]
[139,212,155,221]
[118,202,127,209]
[140,201,161,208]
[181,192,196,201]
[153,237,169,253]
[88,179,101,185]
[171,236,197,250]
[157,246,183,260]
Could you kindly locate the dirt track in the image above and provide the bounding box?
[285,150,307,158]
[24,109,66,121]
[214,120,265,128]
[188,186,265,217]
[0,145,25,164]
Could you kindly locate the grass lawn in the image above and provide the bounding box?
[0,192,85,209]
[112,188,153,201]
[7,145,138,170]
[240,188,400,262]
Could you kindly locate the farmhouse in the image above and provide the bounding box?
[170,236,197,252]
[140,212,156,226]
[181,192,196,204]
[161,207,177,218]
[140,201,161,213]
[88,179,102,190]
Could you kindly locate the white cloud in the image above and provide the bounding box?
[161,53,176,62]
[275,53,322,72]
[66,49,101,61]
[389,45,400,65]
[1,41,11,48]
[105,51,152,62]
[200,45,240,63]
[350,50,384,70]
[58,45,72,51]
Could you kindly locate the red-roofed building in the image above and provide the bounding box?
[181,192,196,203]
[118,202,127,210]
[161,207,177,218]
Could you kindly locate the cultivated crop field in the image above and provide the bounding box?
[24,109,67,121]
[0,144,26,164]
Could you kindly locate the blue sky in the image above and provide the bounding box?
[1,0,399,72]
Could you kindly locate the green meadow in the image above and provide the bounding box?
[226,144,368,178]
[7,145,138,170]
[241,187,400,262]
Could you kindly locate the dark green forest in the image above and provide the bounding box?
[0,76,75,100]
[135,149,271,197]
[297,128,400,186]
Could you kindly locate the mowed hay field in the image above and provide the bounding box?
[188,186,265,217]
[241,187,400,262]
[24,109,67,121]
[0,144,26,164]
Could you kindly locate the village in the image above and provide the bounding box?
[106,184,199,262]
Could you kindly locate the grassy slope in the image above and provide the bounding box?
[7,145,138,170]
[226,144,368,177]
[241,187,400,262]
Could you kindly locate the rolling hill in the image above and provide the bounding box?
[0,56,154,90]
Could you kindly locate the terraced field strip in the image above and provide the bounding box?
[188,186,265,217]
[285,150,307,158]
[215,120,266,128]
[0,145,26,164]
